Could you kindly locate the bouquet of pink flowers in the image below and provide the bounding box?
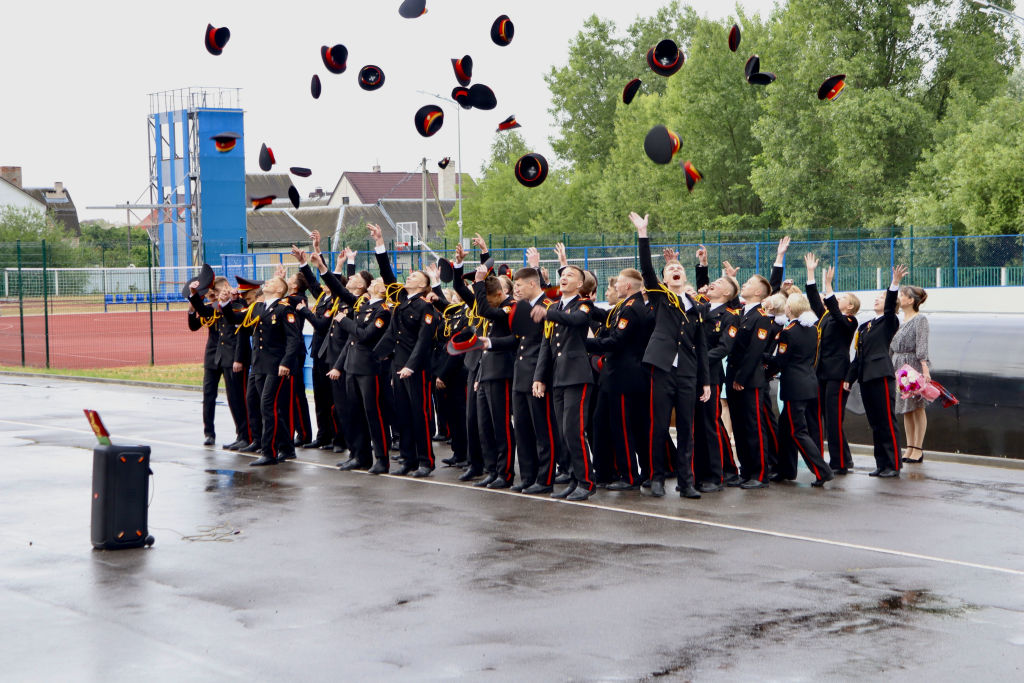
[896,364,959,407]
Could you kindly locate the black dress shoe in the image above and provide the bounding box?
[458,468,483,482]
[487,477,513,489]
[832,467,849,475]
[607,480,640,491]
[303,440,323,449]
[811,472,835,487]
[567,487,594,501]
[390,438,400,451]
[474,474,498,488]
[551,482,578,499]
[338,459,363,471]
[240,441,261,453]
[441,456,466,467]
[432,434,449,442]
[868,468,882,477]
[641,479,652,489]
[319,443,335,450]
[740,479,769,489]
[510,482,530,492]
[698,481,724,493]
[877,468,899,478]
[679,485,702,499]
[523,483,554,494]
[203,436,215,446]
[393,464,416,476]
[278,451,296,461]
[367,461,389,475]
[333,445,349,455]
[411,466,433,478]
[293,437,303,447]
[554,471,572,485]
[224,439,248,451]
[650,480,666,497]
[768,473,787,483]
[250,455,277,466]
[724,474,743,487]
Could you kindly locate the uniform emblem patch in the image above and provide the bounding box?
[757,328,768,340]
[502,306,512,313]
[728,326,737,338]
[779,343,788,354]
[618,318,629,330]
[374,318,384,328]
[580,304,590,313]
[286,313,296,324]
[424,313,433,324]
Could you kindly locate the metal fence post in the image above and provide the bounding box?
[583,246,589,272]
[909,226,915,280]
[889,236,895,275]
[148,242,155,365]
[16,240,25,367]
[41,240,50,368]
[953,236,959,287]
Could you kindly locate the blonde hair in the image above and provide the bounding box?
[763,292,787,314]
[841,293,861,315]
[786,293,810,318]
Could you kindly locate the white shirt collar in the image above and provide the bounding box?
[559,294,578,307]
[530,292,545,306]
[264,297,279,308]
[710,302,724,311]
[744,301,760,314]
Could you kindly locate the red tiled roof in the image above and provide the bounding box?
[343,171,465,204]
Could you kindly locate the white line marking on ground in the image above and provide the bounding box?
[2,417,1022,578]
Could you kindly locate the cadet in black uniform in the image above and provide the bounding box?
[482,263,563,494]
[772,293,834,486]
[583,268,650,491]
[187,279,225,446]
[231,277,261,453]
[631,212,711,500]
[247,273,303,466]
[284,267,314,448]
[533,263,599,501]
[804,253,860,475]
[370,224,440,477]
[845,265,908,477]
[693,246,741,491]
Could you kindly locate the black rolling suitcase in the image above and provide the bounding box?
[91,444,155,550]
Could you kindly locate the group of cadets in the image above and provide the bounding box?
[188,211,912,499]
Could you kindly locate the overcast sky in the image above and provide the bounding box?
[1,0,776,224]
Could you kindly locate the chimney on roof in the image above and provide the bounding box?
[438,163,458,200]
[308,187,325,199]
[371,164,381,173]
[54,181,64,195]
[1,166,23,188]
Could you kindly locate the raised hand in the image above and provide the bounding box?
[722,260,739,278]
[662,247,679,263]
[274,264,287,280]
[290,245,308,266]
[425,262,440,284]
[776,235,791,261]
[342,246,357,262]
[472,232,488,253]
[804,252,818,272]
[367,223,384,245]
[310,229,321,253]
[454,243,467,264]
[628,211,649,238]
[526,246,540,268]
[824,265,836,295]
[309,251,325,272]
[696,244,708,266]
[474,264,489,283]
[892,264,909,286]
[554,242,568,267]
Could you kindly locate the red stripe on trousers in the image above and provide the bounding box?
[504,381,513,477]
[374,375,388,456]
[544,393,556,485]
[713,389,725,481]
[837,386,847,468]
[816,391,825,457]
[579,384,592,487]
[754,388,765,481]
[648,369,655,477]
[270,376,285,452]
[787,401,820,479]
[883,379,899,471]
[288,376,295,439]
[620,394,634,484]
[422,371,434,466]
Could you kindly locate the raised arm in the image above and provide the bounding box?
[369,223,397,285]
[695,244,710,289]
[630,211,661,292]
[803,252,824,318]
[769,235,790,294]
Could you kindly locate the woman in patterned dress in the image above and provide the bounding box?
[890,285,930,463]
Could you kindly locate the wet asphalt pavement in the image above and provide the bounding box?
[1,376,1023,682]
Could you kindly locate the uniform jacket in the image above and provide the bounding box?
[696,303,740,386]
[250,298,303,375]
[726,304,775,390]
[372,249,438,371]
[473,284,516,382]
[583,291,649,394]
[806,282,858,381]
[846,288,900,385]
[535,295,596,388]
[338,298,391,375]
[488,293,555,393]
[772,313,820,401]
[187,297,221,370]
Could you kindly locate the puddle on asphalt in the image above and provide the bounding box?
[204,468,283,492]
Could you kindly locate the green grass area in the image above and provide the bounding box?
[0,363,203,386]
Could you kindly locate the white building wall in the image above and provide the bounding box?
[0,181,46,214]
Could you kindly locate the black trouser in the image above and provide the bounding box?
[330,371,366,463]
[246,369,262,446]
[437,369,468,460]
[512,388,560,487]
[818,379,852,470]
[201,366,220,437]
[605,389,646,486]
[779,399,832,481]
[433,380,450,440]
[466,366,494,474]
[394,365,435,470]
[202,365,248,440]
[347,372,391,466]
[694,383,732,486]
[553,383,595,491]
[861,377,901,472]
[311,355,335,444]
[478,378,515,480]
[258,373,295,458]
[290,368,313,444]
[647,367,699,487]
[590,390,617,484]
[727,385,772,483]
[762,382,781,473]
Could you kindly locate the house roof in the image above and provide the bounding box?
[23,186,80,236]
[334,171,470,204]
[246,207,340,244]
[0,175,45,209]
[245,173,294,202]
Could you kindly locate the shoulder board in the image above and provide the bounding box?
[784,321,797,330]
[727,307,742,315]
[625,299,634,307]
[758,309,770,317]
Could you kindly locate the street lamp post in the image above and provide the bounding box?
[417,90,464,245]
[970,0,1024,27]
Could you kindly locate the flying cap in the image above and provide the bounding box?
[514,153,548,188]
[290,167,312,177]
[250,195,275,210]
[235,276,263,292]
[438,157,451,170]
[745,55,760,80]
[399,0,428,19]
[210,132,240,152]
[358,65,385,91]
[204,24,230,56]
[321,44,348,74]
[497,115,520,132]
[288,185,300,209]
[646,39,683,76]
[258,144,275,172]
[451,86,472,109]
[310,74,322,99]
[681,160,703,192]
[468,83,497,110]
[491,15,514,46]
[590,354,605,374]
[451,55,473,87]
[644,125,681,164]
[818,74,846,101]
[182,263,216,299]
[728,24,741,52]
[438,258,455,283]
[622,78,642,105]
[747,71,776,85]
[414,105,445,137]
[446,328,486,356]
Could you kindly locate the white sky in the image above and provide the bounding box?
[0,0,776,224]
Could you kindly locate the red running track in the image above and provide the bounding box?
[0,310,207,369]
